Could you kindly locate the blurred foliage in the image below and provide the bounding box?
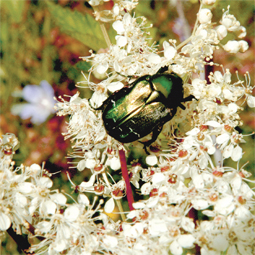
[47,1,116,51]
[0,0,254,254]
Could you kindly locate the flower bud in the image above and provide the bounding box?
[163,41,177,60]
[221,14,240,32]
[215,25,227,40]
[247,95,255,108]
[197,9,213,24]
[238,26,246,38]
[223,40,240,53]
[146,155,158,166]
[238,40,249,52]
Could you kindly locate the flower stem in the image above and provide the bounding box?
[92,6,112,48]
[116,199,126,221]
[99,23,112,48]
[118,148,134,211]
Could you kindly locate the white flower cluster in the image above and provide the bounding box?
[0,134,67,233]
[0,134,123,254]
[2,1,254,255]
[1,134,254,254]
[89,0,138,22]
[55,1,255,254]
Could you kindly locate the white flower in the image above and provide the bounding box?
[247,95,255,108]
[148,53,161,64]
[163,41,177,60]
[39,200,57,215]
[64,205,80,222]
[221,9,241,32]
[238,40,249,52]
[214,195,235,215]
[237,26,247,38]
[89,90,108,109]
[191,78,206,99]
[77,194,90,206]
[231,145,242,161]
[223,40,240,53]
[191,199,209,210]
[116,35,128,47]
[46,3,255,254]
[210,234,229,251]
[86,158,97,170]
[112,20,125,34]
[96,61,109,74]
[228,103,238,114]
[50,193,67,205]
[102,235,118,248]
[181,217,195,232]
[215,25,228,40]
[170,234,196,255]
[108,157,121,170]
[0,212,11,230]
[107,81,124,92]
[197,9,212,24]
[77,159,86,171]
[148,218,168,237]
[151,173,165,185]
[146,155,158,166]
[80,174,96,189]
[223,144,234,158]
[11,80,56,124]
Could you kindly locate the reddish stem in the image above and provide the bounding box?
[188,207,200,255]
[118,149,134,211]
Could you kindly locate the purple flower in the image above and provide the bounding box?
[11,81,56,124]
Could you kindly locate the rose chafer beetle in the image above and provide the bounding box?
[90,67,195,152]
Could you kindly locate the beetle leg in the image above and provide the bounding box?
[178,95,197,110]
[139,125,163,154]
[157,66,169,74]
[179,103,186,110]
[182,95,197,103]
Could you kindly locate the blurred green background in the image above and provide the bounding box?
[0,0,254,254]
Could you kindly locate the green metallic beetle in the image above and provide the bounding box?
[90,67,195,151]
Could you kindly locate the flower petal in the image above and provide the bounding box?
[0,213,11,230]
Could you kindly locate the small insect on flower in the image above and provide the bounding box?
[90,67,196,152]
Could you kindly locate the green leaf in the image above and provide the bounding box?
[75,61,91,72]
[47,1,114,51]
[2,0,25,23]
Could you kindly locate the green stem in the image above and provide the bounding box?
[99,23,112,48]
[93,6,112,48]
[116,199,126,221]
